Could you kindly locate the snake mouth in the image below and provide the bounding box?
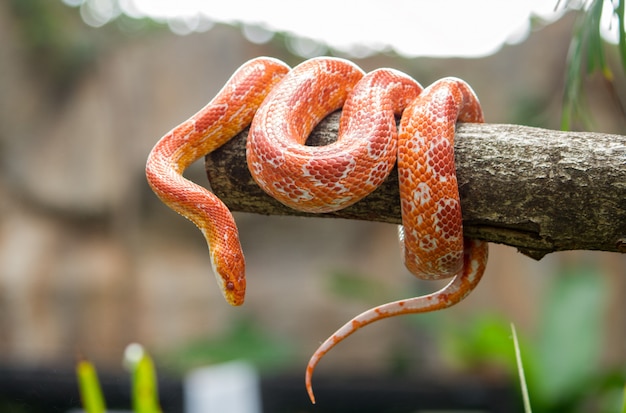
[210,256,246,306]
[224,290,245,306]
[223,278,246,306]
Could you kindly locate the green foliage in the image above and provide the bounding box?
[76,359,107,413]
[326,269,394,304]
[160,317,295,373]
[8,0,161,99]
[325,262,625,411]
[531,265,606,406]
[77,345,162,413]
[561,0,626,129]
[439,313,520,372]
[441,264,625,413]
[8,0,99,97]
[134,357,162,413]
[615,0,626,77]
[512,323,533,413]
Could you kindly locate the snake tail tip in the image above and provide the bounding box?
[305,375,316,404]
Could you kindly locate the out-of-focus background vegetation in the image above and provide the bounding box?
[0,0,625,411]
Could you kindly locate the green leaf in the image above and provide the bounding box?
[561,12,586,130]
[561,0,617,130]
[531,265,607,405]
[438,314,519,372]
[131,352,162,413]
[76,359,106,413]
[512,323,533,413]
[618,0,626,73]
[587,0,613,79]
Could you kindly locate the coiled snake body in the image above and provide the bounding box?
[146,57,488,403]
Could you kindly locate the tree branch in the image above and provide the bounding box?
[205,111,626,260]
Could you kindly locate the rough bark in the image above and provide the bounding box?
[205,111,626,260]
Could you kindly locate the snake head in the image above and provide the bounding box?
[210,247,246,306]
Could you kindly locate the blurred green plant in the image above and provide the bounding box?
[8,0,161,100]
[76,358,107,413]
[441,264,625,413]
[77,344,162,413]
[8,0,99,98]
[326,261,625,412]
[125,344,163,413]
[160,316,295,374]
[512,323,533,413]
[561,0,626,129]
[326,268,394,304]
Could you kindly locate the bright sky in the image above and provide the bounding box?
[63,0,617,58]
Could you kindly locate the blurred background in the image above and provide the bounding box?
[0,0,625,412]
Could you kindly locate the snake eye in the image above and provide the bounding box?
[226,281,235,291]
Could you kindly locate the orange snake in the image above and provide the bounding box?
[146,57,488,403]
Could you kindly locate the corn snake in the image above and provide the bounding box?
[145,56,488,403]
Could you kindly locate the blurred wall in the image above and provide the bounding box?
[0,1,624,381]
